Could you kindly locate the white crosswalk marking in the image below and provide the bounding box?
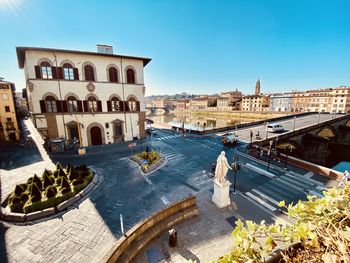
[246,192,277,211]
[251,189,280,206]
[156,134,182,141]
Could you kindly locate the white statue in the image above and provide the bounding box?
[215,151,232,184]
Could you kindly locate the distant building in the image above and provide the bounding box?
[188,97,212,110]
[269,93,293,112]
[217,90,242,111]
[242,95,269,112]
[0,81,20,142]
[175,99,190,111]
[330,87,350,114]
[16,45,151,146]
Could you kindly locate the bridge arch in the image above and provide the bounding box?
[316,125,338,139]
[276,140,303,155]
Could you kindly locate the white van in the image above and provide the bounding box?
[267,123,284,133]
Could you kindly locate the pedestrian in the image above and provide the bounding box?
[211,162,216,177]
[260,149,264,157]
[338,170,350,188]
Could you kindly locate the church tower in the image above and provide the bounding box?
[255,78,261,95]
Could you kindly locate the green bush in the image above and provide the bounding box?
[33,174,42,190]
[9,196,21,205]
[60,176,70,189]
[7,162,94,214]
[30,183,41,202]
[55,162,63,171]
[27,177,33,184]
[20,192,29,202]
[68,169,79,181]
[61,187,71,194]
[66,163,73,174]
[72,178,83,186]
[14,184,26,196]
[45,185,57,199]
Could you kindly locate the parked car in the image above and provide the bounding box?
[267,123,284,133]
[146,128,157,135]
[221,132,238,146]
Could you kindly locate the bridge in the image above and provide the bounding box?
[254,114,350,169]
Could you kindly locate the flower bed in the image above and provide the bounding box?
[130,150,165,174]
[6,162,94,214]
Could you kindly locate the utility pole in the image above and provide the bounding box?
[293,116,296,131]
[267,140,273,171]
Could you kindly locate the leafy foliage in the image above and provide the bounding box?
[216,183,350,262]
[7,163,94,214]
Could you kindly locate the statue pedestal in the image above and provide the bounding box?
[212,179,231,209]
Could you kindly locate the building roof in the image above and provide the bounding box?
[16,46,152,69]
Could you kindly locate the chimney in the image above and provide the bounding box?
[97,44,113,54]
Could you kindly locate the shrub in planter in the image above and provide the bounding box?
[55,162,63,171]
[45,185,57,199]
[41,169,52,179]
[68,169,79,181]
[27,177,33,184]
[30,183,41,202]
[33,174,42,190]
[9,198,24,213]
[20,192,29,202]
[58,167,67,178]
[66,163,73,174]
[53,169,59,178]
[56,176,63,185]
[60,176,70,189]
[14,184,26,196]
[43,173,54,189]
[9,195,21,205]
[72,178,83,186]
[61,187,71,195]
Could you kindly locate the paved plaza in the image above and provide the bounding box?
[0,118,339,263]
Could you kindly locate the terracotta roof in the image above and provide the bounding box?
[16,46,151,68]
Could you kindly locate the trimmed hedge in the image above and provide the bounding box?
[7,163,94,214]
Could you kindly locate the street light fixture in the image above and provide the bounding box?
[231,155,241,194]
[293,116,296,131]
[268,140,273,171]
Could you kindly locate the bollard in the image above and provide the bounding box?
[169,228,177,247]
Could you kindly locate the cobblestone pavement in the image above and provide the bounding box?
[0,122,339,263]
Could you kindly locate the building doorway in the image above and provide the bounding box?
[8,133,17,142]
[90,126,102,145]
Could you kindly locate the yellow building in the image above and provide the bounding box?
[0,81,20,142]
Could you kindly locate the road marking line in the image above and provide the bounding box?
[308,190,323,198]
[251,189,280,206]
[304,171,314,178]
[244,163,277,179]
[281,175,314,188]
[286,172,324,186]
[161,196,169,205]
[275,177,305,192]
[246,192,277,211]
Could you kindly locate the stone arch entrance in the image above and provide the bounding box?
[87,123,105,146]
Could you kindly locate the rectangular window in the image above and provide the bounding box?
[5,106,10,112]
[41,66,53,79]
[6,117,11,121]
[2,93,8,100]
[64,68,74,80]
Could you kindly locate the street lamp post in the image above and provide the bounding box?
[250,129,253,143]
[268,140,273,171]
[232,155,241,194]
[318,112,321,124]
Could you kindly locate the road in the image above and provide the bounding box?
[51,114,339,238]
[217,113,343,142]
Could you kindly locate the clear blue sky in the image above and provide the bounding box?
[1,0,349,96]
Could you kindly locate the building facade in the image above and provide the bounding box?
[330,87,350,114]
[241,95,269,111]
[16,46,151,146]
[0,81,20,142]
[269,93,293,112]
[217,90,242,111]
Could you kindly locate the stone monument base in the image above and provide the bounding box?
[212,179,231,209]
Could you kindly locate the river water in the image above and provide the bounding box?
[146,111,252,131]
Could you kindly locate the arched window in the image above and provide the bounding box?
[111,97,120,111]
[63,63,74,80]
[41,62,53,79]
[128,97,137,112]
[87,96,98,112]
[109,67,118,83]
[126,68,135,84]
[84,65,95,81]
[45,96,57,112]
[67,96,78,112]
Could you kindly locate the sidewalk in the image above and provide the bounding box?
[132,190,288,263]
[0,119,55,203]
